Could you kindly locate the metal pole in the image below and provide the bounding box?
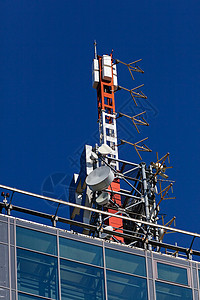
[141,163,150,222]
[141,162,152,250]
[149,164,159,251]
[94,40,97,59]
[1,184,200,239]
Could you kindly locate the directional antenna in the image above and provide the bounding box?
[96,192,110,206]
[118,85,147,106]
[115,58,144,81]
[117,137,152,160]
[86,166,114,191]
[98,144,113,155]
[151,152,172,178]
[156,182,176,211]
[156,152,171,165]
[117,111,149,133]
[90,151,98,161]
[159,216,176,243]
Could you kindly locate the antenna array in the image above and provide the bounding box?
[0,42,199,260]
[88,41,176,251]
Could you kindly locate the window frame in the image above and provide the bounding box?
[59,258,106,300]
[104,246,147,278]
[154,259,191,288]
[16,225,58,256]
[106,269,148,300]
[197,268,200,289]
[59,236,104,267]
[16,248,59,300]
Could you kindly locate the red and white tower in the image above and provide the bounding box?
[92,42,123,241]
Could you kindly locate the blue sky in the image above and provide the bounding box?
[1,1,200,248]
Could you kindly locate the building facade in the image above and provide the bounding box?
[0,213,200,300]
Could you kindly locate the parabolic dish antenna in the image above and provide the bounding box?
[90,151,98,161]
[96,192,110,206]
[86,166,114,191]
[98,144,113,155]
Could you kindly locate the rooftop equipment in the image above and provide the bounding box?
[85,166,114,192]
[1,42,200,261]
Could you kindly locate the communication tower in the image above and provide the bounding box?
[67,41,177,251]
[1,43,199,261]
[1,41,200,300]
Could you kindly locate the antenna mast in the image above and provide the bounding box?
[94,40,97,59]
[90,45,175,248]
[92,46,123,240]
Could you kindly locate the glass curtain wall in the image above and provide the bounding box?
[11,221,197,300]
[16,226,148,300]
[155,262,192,300]
[105,248,147,300]
[16,227,59,300]
[59,237,105,299]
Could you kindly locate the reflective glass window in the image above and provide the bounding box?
[157,262,188,285]
[0,244,9,287]
[156,282,192,300]
[0,220,8,243]
[105,248,146,276]
[18,293,46,300]
[16,227,57,255]
[59,237,103,266]
[60,258,105,300]
[17,249,58,300]
[199,269,200,285]
[106,270,148,300]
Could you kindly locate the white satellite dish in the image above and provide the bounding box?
[101,225,113,239]
[96,192,110,206]
[90,151,98,161]
[86,166,114,191]
[98,144,113,155]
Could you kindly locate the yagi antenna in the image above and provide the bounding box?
[156,152,171,165]
[117,111,149,133]
[117,137,152,160]
[115,58,144,81]
[117,84,147,106]
[151,181,176,218]
[151,152,173,178]
[158,216,176,243]
[157,182,176,203]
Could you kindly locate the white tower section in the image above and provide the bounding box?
[99,111,119,170]
[92,48,119,170]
